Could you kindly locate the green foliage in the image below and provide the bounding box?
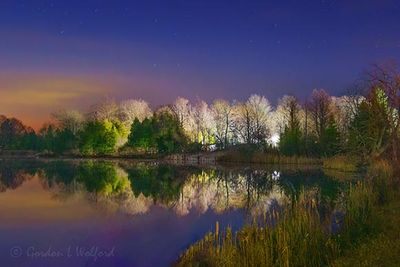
[319,120,341,156]
[77,161,130,196]
[79,119,127,155]
[0,117,39,150]
[128,118,156,151]
[127,111,188,154]
[127,163,184,202]
[336,181,379,251]
[348,88,390,158]
[279,126,302,156]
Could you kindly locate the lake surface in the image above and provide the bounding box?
[0,159,353,267]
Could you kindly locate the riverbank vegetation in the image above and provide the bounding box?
[1,65,399,165]
[176,159,398,266]
[175,65,400,265]
[1,64,399,265]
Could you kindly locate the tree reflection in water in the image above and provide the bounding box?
[0,160,348,217]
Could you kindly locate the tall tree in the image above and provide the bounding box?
[234,94,272,144]
[367,64,400,160]
[276,96,302,155]
[193,100,215,147]
[211,99,234,148]
[118,99,152,127]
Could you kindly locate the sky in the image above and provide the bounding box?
[0,0,399,129]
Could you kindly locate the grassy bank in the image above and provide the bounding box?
[333,198,400,266]
[176,159,397,267]
[323,155,359,172]
[217,147,321,165]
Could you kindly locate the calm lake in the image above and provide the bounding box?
[0,159,355,267]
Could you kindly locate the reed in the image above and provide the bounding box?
[176,159,394,267]
[322,155,358,172]
[177,191,336,267]
[218,150,321,165]
[367,159,394,204]
[336,181,379,251]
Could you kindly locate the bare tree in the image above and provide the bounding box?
[52,109,85,134]
[193,100,215,146]
[234,94,272,144]
[118,99,152,126]
[274,95,301,133]
[211,99,234,148]
[87,98,119,121]
[308,89,332,140]
[172,97,191,127]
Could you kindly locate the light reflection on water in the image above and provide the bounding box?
[0,159,352,267]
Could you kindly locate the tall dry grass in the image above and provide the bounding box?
[176,159,394,267]
[323,155,358,172]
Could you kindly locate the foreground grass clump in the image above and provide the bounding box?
[177,192,337,267]
[335,181,379,251]
[177,159,394,267]
[333,198,400,267]
[322,155,358,172]
[367,159,394,204]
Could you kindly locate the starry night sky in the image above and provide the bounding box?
[0,0,399,128]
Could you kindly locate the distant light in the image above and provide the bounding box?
[269,133,280,147]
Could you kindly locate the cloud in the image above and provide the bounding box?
[0,75,109,106]
[0,74,112,129]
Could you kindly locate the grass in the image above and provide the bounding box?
[177,192,335,267]
[333,198,400,267]
[176,159,397,267]
[217,147,321,165]
[323,155,358,172]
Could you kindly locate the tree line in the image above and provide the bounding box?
[0,65,398,160]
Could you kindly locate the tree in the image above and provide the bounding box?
[234,94,272,144]
[87,98,119,122]
[348,88,390,158]
[277,96,303,155]
[154,112,189,153]
[171,97,196,140]
[52,109,85,135]
[47,109,85,152]
[127,111,188,154]
[79,119,128,155]
[308,89,331,141]
[193,100,215,148]
[128,118,156,152]
[0,117,37,150]
[366,64,400,160]
[118,99,152,127]
[211,99,234,149]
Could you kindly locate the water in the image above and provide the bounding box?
[0,159,352,267]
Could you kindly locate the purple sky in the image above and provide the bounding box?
[0,0,399,128]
